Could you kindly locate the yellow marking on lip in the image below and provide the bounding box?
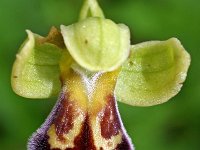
[47,113,85,150]
[47,69,88,149]
[89,69,120,116]
[64,69,88,111]
[88,69,123,150]
[47,68,126,149]
[91,116,122,150]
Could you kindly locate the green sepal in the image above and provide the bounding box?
[115,38,191,106]
[61,17,130,72]
[11,27,70,99]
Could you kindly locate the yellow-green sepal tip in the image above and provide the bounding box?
[79,0,105,21]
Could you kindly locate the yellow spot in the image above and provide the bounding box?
[89,70,119,116]
[90,116,122,150]
[47,114,85,150]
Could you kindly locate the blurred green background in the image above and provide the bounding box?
[0,0,199,149]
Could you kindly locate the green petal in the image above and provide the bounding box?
[11,27,69,99]
[115,38,191,106]
[61,17,130,72]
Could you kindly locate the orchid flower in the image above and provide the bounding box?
[11,0,190,150]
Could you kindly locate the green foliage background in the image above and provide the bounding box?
[0,0,199,149]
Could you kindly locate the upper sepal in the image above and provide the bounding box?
[11,27,70,99]
[115,38,191,106]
